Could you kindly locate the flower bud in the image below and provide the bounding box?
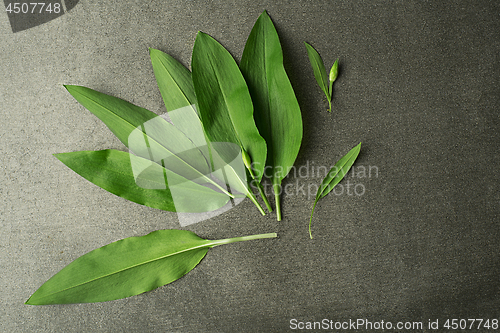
[329,59,339,83]
[241,148,252,171]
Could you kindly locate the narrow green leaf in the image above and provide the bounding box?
[149,48,197,112]
[309,143,361,238]
[26,230,277,305]
[304,42,329,100]
[55,149,230,213]
[149,48,207,150]
[149,49,249,209]
[241,11,303,221]
[191,31,267,182]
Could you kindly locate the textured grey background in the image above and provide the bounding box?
[1,0,499,332]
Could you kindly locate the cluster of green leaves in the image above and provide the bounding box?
[26,11,363,306]
[304,42,339,113]
[56,11,302,221]
[26,10,302,305]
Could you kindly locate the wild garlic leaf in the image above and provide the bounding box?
[309,142,361,238]
[191,32,267,181]
[149,48,207,150]
[25,230,277,305]
[54,149,230,213]
[191,31,268,214]
[149,48,197,112]
[240,10,303,221]
[304,42,329,100]
[64,85,232,197]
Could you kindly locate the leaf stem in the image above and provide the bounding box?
[255,181,273,212]
[210,232,278,247]
[247,190,266,216]
[309,200,318,239]
[274,184,282,221]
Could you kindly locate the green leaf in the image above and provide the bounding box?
[304,42,330,100]
[191,32,268,214]
[55,149,230,213]
[26,230,277,305]
[64,85,233,197]
[240,11,303,221]
[149,48,197,112]
[309,143,361,239]
[191,31,267,181]
[149,48,207,150]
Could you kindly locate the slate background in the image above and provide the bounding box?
[1,0,499,332]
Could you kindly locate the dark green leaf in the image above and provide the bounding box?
[304,42,329,100]
[55,149,230,213]
[191,31,267,181]
[309,143,361,238]
[26,230,277,304]
[241,11,303,221]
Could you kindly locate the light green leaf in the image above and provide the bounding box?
[64,85,233,197]
[241,10,303,221]
[309,143,361,238]
[26,230,277,305]
[149,48,207,149]
[55,149,230,213]
[149,48,197,112]
[191,31,267,181]
[304,42,329,100]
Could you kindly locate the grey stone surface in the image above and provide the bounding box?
[1,0,499,332]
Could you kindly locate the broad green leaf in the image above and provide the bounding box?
[240,11,303,221]
[191,31,267,182]
[55,149,230,213]
[304,42,329,100]
[309,143,361,238]
[64,85,232,197]
[26,230,277,304]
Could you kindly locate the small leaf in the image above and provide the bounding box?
[309,143,361,238]
[241,11,303,221]
[55,149,230,213]
[304,42,329,100]
[26,230,277,305]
